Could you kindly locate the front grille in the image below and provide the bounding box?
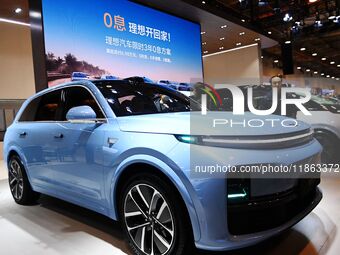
[227,178,320,235]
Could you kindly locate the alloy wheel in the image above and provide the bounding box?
[124,184,175,255]
[8,159,24,200]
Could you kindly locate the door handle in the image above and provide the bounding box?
[19,132,27,137]
[54,133,64,139]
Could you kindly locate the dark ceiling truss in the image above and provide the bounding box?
[187,0,340,78]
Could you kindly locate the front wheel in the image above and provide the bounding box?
[8,155,40,205]
[119,174,193,255]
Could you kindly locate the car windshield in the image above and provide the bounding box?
[311,96,339,105]
[143,77,154,83]
[94,81,201,117]
[74,72,87,77]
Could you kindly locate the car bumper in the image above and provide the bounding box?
[196,187,322,251]
[168,138,323,251]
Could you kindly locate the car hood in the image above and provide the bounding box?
[116,111,311,137]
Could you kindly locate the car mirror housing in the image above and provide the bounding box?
[66,105,97,122]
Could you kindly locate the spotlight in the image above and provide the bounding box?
[321,57,327,61]
[312,53,318,56]
[285,40,291,44]
[300,47,306,51]
[330,61,335,65]
[297,66,302,70]
[15,8,22,14]
[221,25,227,29]
[274,60,279,63]
[236,42,242,46]
[306,69,311,72]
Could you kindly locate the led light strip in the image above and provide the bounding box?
[202,130,314,145]
[0,18,30,27]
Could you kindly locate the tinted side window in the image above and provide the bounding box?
[62,87,105,120]
[35,90,62,121]
[19,96,42,121]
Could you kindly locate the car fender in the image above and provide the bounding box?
[109,151,201,241]
[311,124,340,140]
[4,144,33,183]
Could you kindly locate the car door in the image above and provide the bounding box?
[50,86,107,213]
[18,89,64,192]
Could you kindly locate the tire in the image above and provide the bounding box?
[8,155,40,205]
[314,131,339,164]
[119,173,193,255]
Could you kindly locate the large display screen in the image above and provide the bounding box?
[41,0,203,87]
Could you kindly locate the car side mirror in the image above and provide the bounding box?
[66,106,97,122]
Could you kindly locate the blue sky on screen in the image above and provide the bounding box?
[42,0,203,83]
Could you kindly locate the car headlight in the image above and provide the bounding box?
[174,135,199,144]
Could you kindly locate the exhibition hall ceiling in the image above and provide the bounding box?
[186,0,340,78]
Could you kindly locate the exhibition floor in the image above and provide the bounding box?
[0,160,339,255]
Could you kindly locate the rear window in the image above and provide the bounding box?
[20,89,62,121]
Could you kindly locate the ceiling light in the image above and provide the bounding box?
[201,31,206,35]
[315,20,322,27]
[239,32,245,36]
[274,60,279,63]
[314,71,318,74]
[255,38,261,41]
[261,56,264,59]
[203,51,208,54]
[285,40,291,44]
[337,64,340,67]
[309,0,318,3]
[236,42,242,46]
[321,73,325,76]
[329,15,336,20]
[306,69,311,72]
[330,61,335,65]
[202,42,207,45]
[219,47,224,50]
[336,78,339,81]
[297,66,302,70]
[331,76,335,79]
[268,31,272,34]
[14,8,22,14]
[300,47,306,51]
[221,25,227,29]
[321,57,327,61]
[202,1,206,4]
[283,13,293,22]
[312,53,317,56]
[219,37,225,40]
[326,75,330,78]
[241,19,246,22]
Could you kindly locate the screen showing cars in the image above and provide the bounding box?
[42,0,203,87]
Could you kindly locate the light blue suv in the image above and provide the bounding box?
[4,80,322,255]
